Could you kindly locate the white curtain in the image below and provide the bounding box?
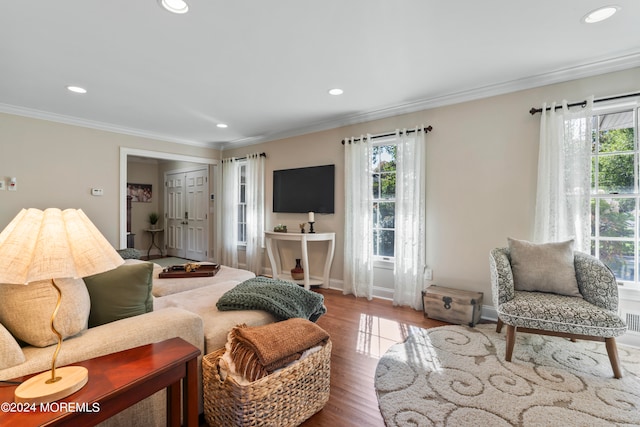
[221,157,238,268]
[344,135,374,299]
[533,97,593,253]
[245,153,265,274]
[394,127,427,309]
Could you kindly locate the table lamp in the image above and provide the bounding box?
[0,208,124,403]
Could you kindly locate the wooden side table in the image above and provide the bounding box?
[0,337,200,427]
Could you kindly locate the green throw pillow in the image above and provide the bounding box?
[83,262,154,327]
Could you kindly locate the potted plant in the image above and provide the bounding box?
[149,212,159,229]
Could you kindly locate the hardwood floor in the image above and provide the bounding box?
[198,288,453,427]
[300,289,450,426]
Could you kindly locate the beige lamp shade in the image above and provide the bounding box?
[0,208,123,285]
[0,208,124,404]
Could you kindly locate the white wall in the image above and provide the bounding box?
[0,113,220,247]
[1,67,639,309]
[127,158,161,254]
[225,67,640,304]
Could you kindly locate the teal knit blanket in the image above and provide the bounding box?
[216,277,326,322]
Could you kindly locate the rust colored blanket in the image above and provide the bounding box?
[229,318,330,381]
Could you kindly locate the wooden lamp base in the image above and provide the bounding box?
[14,366,88,404]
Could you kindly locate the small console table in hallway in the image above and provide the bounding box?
[144,228,164,259]
[264,231,335,290]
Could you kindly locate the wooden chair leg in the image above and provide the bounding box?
[605,337,623,379]
[496,319,503,333]
[505,324,516,362]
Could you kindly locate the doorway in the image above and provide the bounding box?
[119,147,218,261]
[165,167,209,261]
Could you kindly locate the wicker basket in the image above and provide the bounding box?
[203,340,332,427]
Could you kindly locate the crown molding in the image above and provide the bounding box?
[0,103,217,149]
[221,51,640,150]
[2,52,639,152]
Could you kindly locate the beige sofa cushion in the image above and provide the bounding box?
[155,280,276,353]
[0,278,90,347]
[152,264,255,297]
[0,322,25,369]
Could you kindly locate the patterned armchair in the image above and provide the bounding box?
[489,248,627,378]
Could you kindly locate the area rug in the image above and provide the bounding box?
[375,324,640,426]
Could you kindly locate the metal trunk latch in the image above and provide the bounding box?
[442,296,452,310]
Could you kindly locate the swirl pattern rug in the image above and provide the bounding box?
[374,324,640,426]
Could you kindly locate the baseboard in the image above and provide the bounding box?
[618,332,640,348]
[481,305,498,322]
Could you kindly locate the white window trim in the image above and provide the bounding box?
[590,99,640,291]
[237,160,247,246]
[372,137,398,263]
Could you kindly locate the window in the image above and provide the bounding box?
[372,142,397,259]
[590,107,638,286]
[237,162,247,245]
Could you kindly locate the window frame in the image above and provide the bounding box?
[237,160,247,246]
[371,136,398,262]
[590,101,640,290]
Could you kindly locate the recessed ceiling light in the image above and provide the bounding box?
[66,86,87,94]
[328,88,344,96]
[159,0,189,14]
[217,123,228,128]
[583,5,619,23]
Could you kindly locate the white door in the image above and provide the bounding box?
[165,172,186,258]
[185,169,208,260]
[165,168,209,261]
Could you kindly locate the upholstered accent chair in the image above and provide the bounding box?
[489,247,627,378]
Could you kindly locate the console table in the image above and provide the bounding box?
[144,228,163,258]
[0,337,200,427]
[264,231,335,290]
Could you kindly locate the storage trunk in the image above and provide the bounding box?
[422,285,483,327]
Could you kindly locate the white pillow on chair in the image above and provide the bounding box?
[508,237,582,298]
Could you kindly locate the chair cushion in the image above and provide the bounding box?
[498,291,627,337]
[508,237,582,297]
[83,261,154,327]
[0,278,91,347]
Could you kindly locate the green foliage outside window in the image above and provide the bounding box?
[592,122,636,281]
[372,145,397,257]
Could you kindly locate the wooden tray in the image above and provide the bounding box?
[159,264,219,279]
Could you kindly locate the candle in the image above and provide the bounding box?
[308,212,315,222]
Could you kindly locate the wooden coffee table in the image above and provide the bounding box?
[0,337,200,427]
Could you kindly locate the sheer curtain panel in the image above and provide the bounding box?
[533,97,593,253]
[344,135,374,299]
[394,127,427,309]
[221,157,239,268]
[244,153,265,275]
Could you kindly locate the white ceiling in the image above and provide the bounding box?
[1,1,639,150]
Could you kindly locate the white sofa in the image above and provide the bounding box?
[0,260,276,426]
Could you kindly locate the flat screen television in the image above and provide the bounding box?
[273,164,335,214]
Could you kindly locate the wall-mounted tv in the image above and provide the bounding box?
[273,164,335,214]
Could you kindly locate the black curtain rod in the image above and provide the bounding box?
[529,92,640,115]
[341,125,433,145]
[229,152,266,161]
